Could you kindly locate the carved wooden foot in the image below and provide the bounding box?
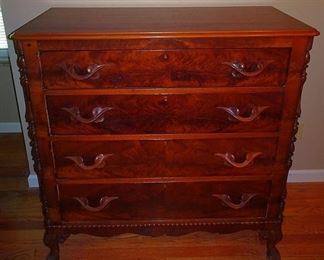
[267,244,281,260]
[44,230,70,260]
[259,226,282,260]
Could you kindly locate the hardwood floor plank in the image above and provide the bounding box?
[0,134,27,178]
[285,183,324,199]
[0,177,29,191]
[284,198,324,216]
[282,215,324,234]
[283,258,324,260]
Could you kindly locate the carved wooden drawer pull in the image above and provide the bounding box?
[65,154,113,170]
[214,152,262,168]
[73,196,118,212]
[222,61,269,78]
[62,106,112,124]
[212,193,256,210]
[217,106,269,122]
[59,63,110,80]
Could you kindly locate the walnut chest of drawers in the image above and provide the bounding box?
[10,6,319,260]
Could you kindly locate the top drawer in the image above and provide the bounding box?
[40,48,290,89]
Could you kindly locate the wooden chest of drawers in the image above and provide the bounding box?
[10,7,318,260]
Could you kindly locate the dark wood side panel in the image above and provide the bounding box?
[58,180,271,222]
[53,137,278,179]
[46,92,283,135]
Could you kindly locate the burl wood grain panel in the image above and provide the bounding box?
[40,48,290,89]
[53,138,278,179]
[58,180,271,222]
[46,92,283,135]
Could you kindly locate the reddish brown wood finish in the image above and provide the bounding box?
[40,48,290,89]
[46,92,283,135]
[10,7,318,39]
[10,6,319,260]
[53,138,277,179]
[59,181,271,221]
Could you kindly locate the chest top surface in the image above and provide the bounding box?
[10,6,319,40]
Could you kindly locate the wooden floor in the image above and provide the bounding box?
[0,134,324,259]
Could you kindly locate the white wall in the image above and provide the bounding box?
[0,0,323,186]
[1,0,50,178]
[0,63,19,122]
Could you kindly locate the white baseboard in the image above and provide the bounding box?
[0,122,21,133]
[28,174,39,188]
[27,169,324,188]
[288,169,324,183]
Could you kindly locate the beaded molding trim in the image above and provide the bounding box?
[48,220,280,229]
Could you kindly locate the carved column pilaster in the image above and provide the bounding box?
[259,40,314,260]
[13,40,51,224]
[278,42,313,223]
[287,42,312,169]
[14,40,41,175]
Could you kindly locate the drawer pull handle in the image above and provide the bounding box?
[217,106,269,122]
[73,196,118,212]
[214,152,262,168]
[212,193,256,210]
[222,61,268,78]
[62,106,112,124]
[65,154,113,170]
[59,63,110,80]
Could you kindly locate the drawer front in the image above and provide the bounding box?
[46,92,283,135]
[40,48,290,89]
[58,181,271,222]
[53,138,277,179]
